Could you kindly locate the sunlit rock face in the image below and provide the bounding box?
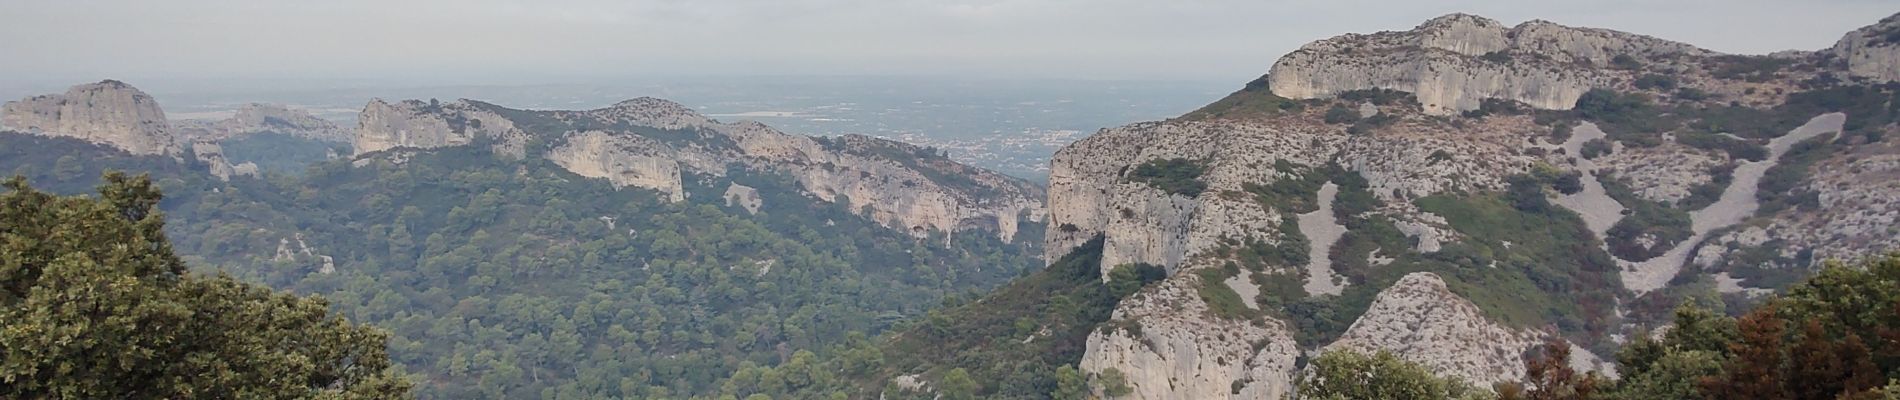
[1268,13,1707,115]
[3,80,181,156]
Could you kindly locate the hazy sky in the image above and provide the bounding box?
[1,0,1893,86]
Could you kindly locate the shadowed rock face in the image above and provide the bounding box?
[173,103,350,143]
[2,80,180,156]
[350,97,1045,241]
[1055,12,1900,398]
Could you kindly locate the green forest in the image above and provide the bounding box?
[0,134,1043,399]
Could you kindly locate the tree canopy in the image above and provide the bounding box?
[0,173,409,399]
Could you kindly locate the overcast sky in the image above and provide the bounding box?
[0,0,1893,87]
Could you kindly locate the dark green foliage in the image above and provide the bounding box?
[1584,254,1900,400]
[1633,74,1678,90]
[1183,75,1304,120]
[1678,163,1736,211]
[1579,138,1613,159]
[1601,177,1693,262]
[1574,89,1669,146]
[1243,161,1329,213]
[1324,104,1360,124]
[1216,220,1309,272]
[1466,98,1530,118]
[1483,51,1513,64]
[766,238,1120,399]
[1106,263,1167,299]
[1338,88,1418,106]
[218,133,352,175]
[1296,349,1487,400]
[1676,130,1768,161]
[0,134,1044,399]
[1758,133,1837,215]
[1707,55,1793,82]
[0,174,409,399]
[1675,87,1712,101]
[1411,187,1622,338]
[1348,112,1400,135]
[1611,54,1642,70]
[1779,84,1900,144]
[1195,266,1259,321]
[1127,158,1208,197]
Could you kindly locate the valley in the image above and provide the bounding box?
[5,5,1900,400]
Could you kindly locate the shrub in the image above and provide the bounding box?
[1195,268,1259,320]
[1107,263,1167,299]
[1612,54,1642,70]
[1634,74,1678,90]
[1580,138,1613,159]
[1127,158,1208,197]
[1324,105,1361,124]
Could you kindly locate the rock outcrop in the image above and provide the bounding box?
[353,99,531,157]
[190,140,260,181]
[724,183,764,214]
[1078,272,1300,400]
[1831,13,1900,82]
[1267,13,1707,115]
[2,80,181,156]
[1322,273,1539,386]
[173,103,350,143]
[351,97,1044,240]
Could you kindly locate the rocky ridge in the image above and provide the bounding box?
[2,81,272,181]
[1270,13,1721,115]
[1053,12,1900,398]
[351,97,1045,240]
[173,103,351,143]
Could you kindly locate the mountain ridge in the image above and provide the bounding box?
[1045,11,1900,399]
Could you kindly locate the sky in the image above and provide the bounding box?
[0,0,1894,87]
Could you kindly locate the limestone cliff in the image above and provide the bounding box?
[1831,13,1900,82]
[2,80,180,156]
[1268,13,1707,115]
[1055,12,1900,398]
[174,103,351,143]
[350,97,1044,240]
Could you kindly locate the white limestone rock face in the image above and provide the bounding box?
[1078,271,1299,400]
[2,80,181,156]
[349,96,1044,240]
[1322,272,1540,386]
[1267,14,1708,115]
[190,140,260,181]
[546,130,689,202]
[1830,13,1900,83]
[353,99,529,157]
[174,103,351,143]
[724,183,764,214]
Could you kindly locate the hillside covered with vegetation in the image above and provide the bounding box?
[0,133,1044,399]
